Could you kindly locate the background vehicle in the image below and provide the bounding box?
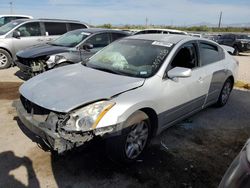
[217,33,250,55]
[15,34,238,162]
[134,28,187,35]
[0,19,88,69]
[0,15,33,27]
[16,28,129,77]
[219,139,250,188]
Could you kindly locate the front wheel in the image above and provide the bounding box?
[216,78,233,107]
[106,111,151,163]
[0,49,12,69]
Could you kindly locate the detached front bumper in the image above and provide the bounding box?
[14,100,93,153]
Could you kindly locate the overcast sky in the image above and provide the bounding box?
[0,0,250,26]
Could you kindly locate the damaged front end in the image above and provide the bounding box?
[16,56,48,77]
[14,96,116,154]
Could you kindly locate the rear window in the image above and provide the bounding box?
[111,33,127,41]
[69,23,87,31]
[199,42,224,66]
[44,22,67,35]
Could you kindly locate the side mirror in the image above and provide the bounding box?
[81,43,94,52]
[167,67,192,79]
[13,31,21,39]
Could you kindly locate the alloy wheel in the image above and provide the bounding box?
[221,81,232,104]
[125,121,149,159]
[0,52,8,68]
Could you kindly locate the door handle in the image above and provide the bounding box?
[46,38,53,41]
[37,39,43,42]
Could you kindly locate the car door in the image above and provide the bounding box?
[43,22,68,42]
[79,32,111,60]
[159,42,209,128]
[198,41,228,106]
[12,22,45,56]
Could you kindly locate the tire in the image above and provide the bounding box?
[0,49,12,69]
[233,46,239,56]
[105,110,151,163]
[216,78,233,107]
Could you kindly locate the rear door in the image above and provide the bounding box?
[12,22,45,56]
[198,41,227,106]
[43,22,67,42]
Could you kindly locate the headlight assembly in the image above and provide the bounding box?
[63,101,115,132]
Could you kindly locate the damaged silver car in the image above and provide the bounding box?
[15,34,238,162]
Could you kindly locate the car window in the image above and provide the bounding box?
[85,33,110,48]
[50,29,90,47]
[199,42,224,66]
[0,17,4,26]
[170,43,198,69]
[111,33,127,42]
[44,22,67,35]
[86,39,173,78]
[69,23,87,31]
[16,22,42,37]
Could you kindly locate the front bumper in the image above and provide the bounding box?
[15,60,32,75]
[14,100,93,153]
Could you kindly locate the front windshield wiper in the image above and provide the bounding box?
[86,64,127,76]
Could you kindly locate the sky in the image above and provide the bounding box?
[0,0,250,26]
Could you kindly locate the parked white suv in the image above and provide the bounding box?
[0,19,88,69]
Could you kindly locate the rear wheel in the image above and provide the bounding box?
[106,111,151,163]
[233,46,239,56]
[0,49,12,69]
[216,78,233,107]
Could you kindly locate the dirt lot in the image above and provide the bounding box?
[0,54,250,188]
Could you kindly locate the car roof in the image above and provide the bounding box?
[0,15,33,18]
[127,34,194,44]
[136,28,188,35]
[72,28,130,34]
[11,18,86,24]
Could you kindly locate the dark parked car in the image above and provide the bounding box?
[217,34,250,55]
[219,139,250,188]
[16,28,129,77]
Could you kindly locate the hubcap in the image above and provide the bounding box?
[0,52,8,67]
[125,121,149,159]
[221,81,231,104]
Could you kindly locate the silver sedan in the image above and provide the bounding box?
[15,34,238,162]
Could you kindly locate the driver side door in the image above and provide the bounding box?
[158,41,210,129]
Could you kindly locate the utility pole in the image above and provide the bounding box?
[145,17,148,28]
[9,2,13,14]
[218,11,222,28]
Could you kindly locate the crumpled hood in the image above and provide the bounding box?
[16,44,69,59]
[19,63,145,112]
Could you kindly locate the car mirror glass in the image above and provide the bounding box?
[167,67,192,79]
[81,43,94,52]
[13,31,21,39]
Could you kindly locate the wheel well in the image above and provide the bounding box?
[0,47,12,58]
[140,108,158,136]
[228,75,234,84]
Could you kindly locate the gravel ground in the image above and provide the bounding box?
[0,53,249,188]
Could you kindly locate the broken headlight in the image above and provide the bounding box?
[63,101,115,132]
